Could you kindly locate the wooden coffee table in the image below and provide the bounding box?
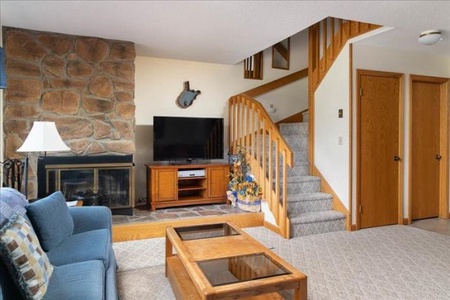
[165,222,307,299]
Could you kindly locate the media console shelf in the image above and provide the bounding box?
[145,163,229,211]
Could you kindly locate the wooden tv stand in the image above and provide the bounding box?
[145,163,229,211]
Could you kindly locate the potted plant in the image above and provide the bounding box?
[227,146,262,212]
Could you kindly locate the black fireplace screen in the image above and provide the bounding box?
[60,169,94,201]
[47,168,131,209]
[38,155,134,211]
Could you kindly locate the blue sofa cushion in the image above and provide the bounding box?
[26,192,74,252]
[0,214,54,300]
[47,229,111,269]
[0,187,28,228]
[44,260,105,300]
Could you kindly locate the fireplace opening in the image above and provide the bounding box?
[38,155,135,215]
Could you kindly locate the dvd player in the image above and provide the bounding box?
[178,169,205,178]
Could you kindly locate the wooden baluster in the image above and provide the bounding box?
[330,17,335,62]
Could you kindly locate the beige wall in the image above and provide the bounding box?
[134,29,308,126]
[132,30,309,201]
[314,44,351,209]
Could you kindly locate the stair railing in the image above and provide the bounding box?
[309,17,381,92]
[229,94,293,238]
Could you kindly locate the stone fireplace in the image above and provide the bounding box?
[2,27,136,200]
[38,155,134,215]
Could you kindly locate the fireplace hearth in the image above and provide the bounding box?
[37,155,135,215]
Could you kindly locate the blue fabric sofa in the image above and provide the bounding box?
[0,188,118,300]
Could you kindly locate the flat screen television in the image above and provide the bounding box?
[153,116,224,162]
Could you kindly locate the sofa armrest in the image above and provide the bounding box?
[69,206,112,237]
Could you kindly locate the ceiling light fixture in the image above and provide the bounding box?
[418,30,443,45]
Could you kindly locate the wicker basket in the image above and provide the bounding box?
[236,197,261,212]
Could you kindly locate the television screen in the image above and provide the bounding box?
[153,116,224,162]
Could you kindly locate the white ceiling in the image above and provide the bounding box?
[1,1,449,65]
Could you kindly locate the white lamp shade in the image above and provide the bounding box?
[17,121,70,152]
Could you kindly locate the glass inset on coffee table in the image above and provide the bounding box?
[175,223,239,241]
[198,252,291,286]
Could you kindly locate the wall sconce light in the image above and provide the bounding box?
[17,121,71,198]
[418,30,443,45]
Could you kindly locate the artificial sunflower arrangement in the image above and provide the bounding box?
[227,146,262,202]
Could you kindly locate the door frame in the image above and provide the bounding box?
[356,69,404,229]
[408,75,449,222]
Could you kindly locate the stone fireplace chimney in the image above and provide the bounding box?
[2,27,136,198]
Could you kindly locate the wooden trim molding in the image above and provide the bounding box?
[112,213,264,242]
[308,29,316,173]
[407,75,413,224]
[398,74,405,225]
[440,79,449,219]
[312,165,351,231]
[243,68,308,98]
[275,109,308,126]
[264,221,283,236]
[402,218,410,225]
[348,43,354,230]
[244,51,263,80]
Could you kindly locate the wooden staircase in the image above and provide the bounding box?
[229,17,381,238]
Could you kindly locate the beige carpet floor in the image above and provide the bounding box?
[113,225,450,300]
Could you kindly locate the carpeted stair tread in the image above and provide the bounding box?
[290,210,346,224]
[281,175,321,183]
[268,164,310,178]
[279,122,308,136]
[265,156,309,166]
[277,134,307,145]
[286,176,321,194]
[287,192,334,214]
[276,175,310,183]
[268,163,309,171]
[287,192,333,203]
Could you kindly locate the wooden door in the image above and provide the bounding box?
[208,165,228,198]
[152,168,177,202]
[358,70,403,229]
[411,76,448,220]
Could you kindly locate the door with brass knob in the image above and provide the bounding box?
[358,70,402,229]
[411,76,446,220]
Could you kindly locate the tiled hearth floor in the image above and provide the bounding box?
[111,204,450,238]
[112,204,248,225]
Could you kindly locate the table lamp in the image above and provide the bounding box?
[17,121,71,198]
